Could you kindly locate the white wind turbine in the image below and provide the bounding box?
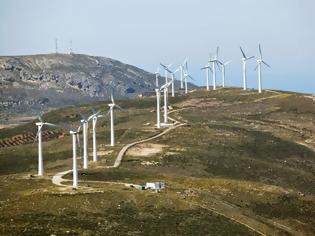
[34,115,57,176]
[88,109,104,162]
[155,87,162,129]
[183,67,195,94]
[79,114,89,169]
[108,92,122,146]
[160,63,172,84]
[201,59,213,91]
[255,44,271,93]
[69,125,81,189]
[240,47,255,90]
[218,60,232,88]
[209,47,221,90]
[161,80,173,125]
[169,67,180,97]
[154,67,160,87]
[180,58,189,89]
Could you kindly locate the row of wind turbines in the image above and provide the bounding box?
[35,93,121,189]
[155,44,270,94]
[202,44,270,93]
[152,44,270,138]
[33,44,270,189]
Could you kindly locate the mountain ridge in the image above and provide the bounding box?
[0,53,188,121]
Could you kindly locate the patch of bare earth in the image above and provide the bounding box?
[177,98,223,108]
[126,143,168,157]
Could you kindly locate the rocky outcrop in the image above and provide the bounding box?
[0,53,190,121]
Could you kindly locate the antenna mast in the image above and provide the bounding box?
[55,38,58,54]
[69,40,73,54]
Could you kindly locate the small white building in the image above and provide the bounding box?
[145,182,165,192]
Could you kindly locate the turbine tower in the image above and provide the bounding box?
[155,88,161,128]
[69,125,81,189]
[218,60,232,88]
[183,69,195,94]
[255,44,270,93]
[240,47,255,90]
[34,116,57,176]
[79,115,89,169]
[108,92,122,146]
[88,109,103,162]
[209,47,221,90]
[161,80,172,125]
[55,38,58,54]
[154,67,160,87]
[201,61,213,91]
[180,58,189,89]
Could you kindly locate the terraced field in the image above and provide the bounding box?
[0,88,314,235]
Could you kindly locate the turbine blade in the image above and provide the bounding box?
[216,46,219,58]
[44,122,57,127]
[37,115,43,123]
[188,75,195,81]
[240,47,246,58]
[224,60,232,65]
[111,92,114,104]
[262,61,271,68]
[254,63,260,71]
[115,104,123,110]
[216,61,222,71]
[259,44,262,58]
[246,56,255,60]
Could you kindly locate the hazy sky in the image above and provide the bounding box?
[0,0,314,93]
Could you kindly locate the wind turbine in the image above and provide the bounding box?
[169,67,180,97]
[34,116,57,176]
[201,61,213,91]
[160,63,172,84]
[183,68,195,94]
[69,125,81,189]
[161,80,172,125]
[180,58,189,89]
[255,44,270,93]
[218,60,232,88]
[209,47,221,90]
[79,114,89,169]
[154,67,160,87]
[155,85,163,128]
[108,92,122,146]
[240,47,255,90]
[88,109,103,162]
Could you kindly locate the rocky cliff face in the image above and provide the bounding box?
[0,53,183,121]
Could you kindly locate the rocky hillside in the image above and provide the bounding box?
[0,53,186,121]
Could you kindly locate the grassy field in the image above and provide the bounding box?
[0,88,315,235]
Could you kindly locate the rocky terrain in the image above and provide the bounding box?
[0,53,186,124]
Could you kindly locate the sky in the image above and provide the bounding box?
[0,0,314,94]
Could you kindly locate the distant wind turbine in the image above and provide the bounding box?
[161,80,172,125]
[154,67,160,87]
[240,47,255,90]
[218,60,232,88]
[88,109,104,162]
[255,44,270,93]
[79,114,89,169]
[209,47,221,90]
[108,92,122,146]
[34,115,57,176]
[201,59,213,91]
[69,125,81,189]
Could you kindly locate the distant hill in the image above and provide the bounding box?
[0,53,190,120]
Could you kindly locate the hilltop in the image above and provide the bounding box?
[0,88,314,235]
[0,53,188,124]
